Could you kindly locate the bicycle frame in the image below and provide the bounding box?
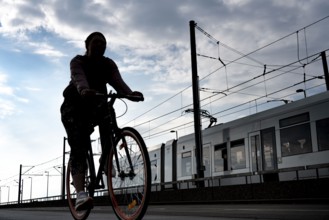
[67,92,149,220]
[86,94,136,193]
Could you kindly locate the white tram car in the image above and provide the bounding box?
[148,91,329,188]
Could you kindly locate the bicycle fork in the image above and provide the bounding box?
[114,133,136,180]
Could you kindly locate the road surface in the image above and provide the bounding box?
[0,204,328,220]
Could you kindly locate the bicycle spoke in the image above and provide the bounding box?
[108,128,151,220]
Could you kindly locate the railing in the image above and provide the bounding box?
[1,163,328,206]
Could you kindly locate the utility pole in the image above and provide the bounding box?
[18,164,22,204]
[189,20,204,187]
[321,51,329,90]
[62,137,66,201]
[21,180,24,203]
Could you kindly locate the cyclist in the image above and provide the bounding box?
[60,32,143,211]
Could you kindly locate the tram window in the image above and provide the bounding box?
[203,146,211,177]
[316,118,329,151]
[214,143,228,172]
[231,139,246,170]
[181,151,192,177]
[151,160,158,183]
[280,113,312,156]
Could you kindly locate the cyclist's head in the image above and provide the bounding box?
[85,32,107,57]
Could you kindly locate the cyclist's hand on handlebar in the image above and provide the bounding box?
[81,88,97,98]
[128,91,144,102]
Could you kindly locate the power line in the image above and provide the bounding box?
[197,15,329,81]
[121,16,329,143]
[137,51,326,142]
[128,49,328,138]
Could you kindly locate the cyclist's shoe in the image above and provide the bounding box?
[75,191,93,211]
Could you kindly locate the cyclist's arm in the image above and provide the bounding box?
[105,58,133,95]
[70,55,90,95]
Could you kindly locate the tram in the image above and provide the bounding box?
[148,91,329,188]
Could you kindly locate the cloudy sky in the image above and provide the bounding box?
[0,0,329,201]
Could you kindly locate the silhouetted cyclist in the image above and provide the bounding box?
[60,32,143,211]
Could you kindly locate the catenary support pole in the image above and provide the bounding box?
[189,20,204,187]
[321,51,329,91]
[62,137,66,201]
[18,164,22,204]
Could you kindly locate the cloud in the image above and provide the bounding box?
[1,1,328,85]
[24,87,42,92]
[30,42,66,57]
[0,73,17,118]
[0,1,329,195]
[0,72,43,118]
[0,73,14,95]
[0,99,15,118]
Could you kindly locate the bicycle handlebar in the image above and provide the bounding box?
[96,92,144,102]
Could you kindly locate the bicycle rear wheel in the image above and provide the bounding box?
[107,127,151,220]
[66,159,94,220]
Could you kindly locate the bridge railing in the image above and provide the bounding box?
[0,163,328,207]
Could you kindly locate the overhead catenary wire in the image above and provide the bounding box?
[3,17,328,184]
[134,76,326,142]
[142,52,326,141]
[212,80,326,120]
[201,58,319,109]
[198,15,329,82]
[140,71,325,143]
[195,50,326,113]
[122,16,329,134]
[0,155,65,185]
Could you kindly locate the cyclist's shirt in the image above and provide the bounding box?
[63,55,132,100]
[61,54,133,123]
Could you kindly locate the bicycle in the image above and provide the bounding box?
[66,92,151,220]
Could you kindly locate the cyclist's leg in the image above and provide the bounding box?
[67,136,94,211]
[62,101,88,190]
[98,118,112,174]
[62,112,93,210]
[66,128,89,189]
[67,162,92,220]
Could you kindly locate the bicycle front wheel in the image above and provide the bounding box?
[107,127,151,220]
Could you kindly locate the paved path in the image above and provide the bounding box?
[0,204,328,220]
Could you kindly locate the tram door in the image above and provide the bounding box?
[260,127,277,172]
[249,128,278,181]
[249,131,262,172]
